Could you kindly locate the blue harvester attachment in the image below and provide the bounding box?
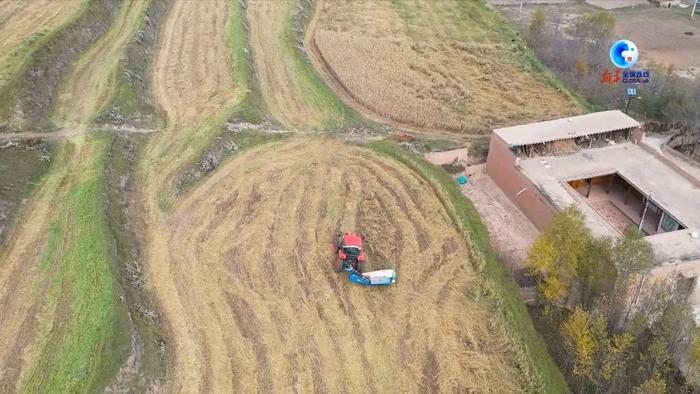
[346,267,397,286]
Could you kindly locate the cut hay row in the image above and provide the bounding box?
[145,139,531,392]
[151,0,236,127]
[308,0,580,134]
[138,0,246,390]
[142,0,240,194]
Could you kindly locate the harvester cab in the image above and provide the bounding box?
[333,233,397,286]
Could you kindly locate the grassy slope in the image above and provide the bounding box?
[367,140,569,393]
[0,144,54,249]
[0,0,88,97]
[96,0,171,129]
[21,134,130,392]
[283,0,368,129]
[0,0,121,130]
[95,0,173,389]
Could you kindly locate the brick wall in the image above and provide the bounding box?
[486,134,558,230]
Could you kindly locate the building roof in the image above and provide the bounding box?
[494,110,640,147]
[518,143,700,262]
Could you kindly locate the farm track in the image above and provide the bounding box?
[0,0,148,390]
[0,0,82,83]
[247,0,327,129]
[145,139,527,392]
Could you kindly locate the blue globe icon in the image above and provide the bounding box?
[610,40,639,69]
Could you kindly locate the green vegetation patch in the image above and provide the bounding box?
[284,0,369,129]
[367,140,569,393]
[21,134,130,393]
[102,131,166,390]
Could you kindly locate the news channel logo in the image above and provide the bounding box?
[609,40,639,69]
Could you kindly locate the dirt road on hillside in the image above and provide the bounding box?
[0,0,82,83]
[247,0,328,128]
[0,1,148,390]
[144,140,527,393]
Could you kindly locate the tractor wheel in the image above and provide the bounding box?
[334,258,344,272]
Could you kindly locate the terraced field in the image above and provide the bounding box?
[0,0,569,392]
[247,0,351,129]
[0,0,82,87]
[146,139,530,392]
[308,0,580,133]
[0,0,148,391]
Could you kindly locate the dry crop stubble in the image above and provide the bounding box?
[247,0,337,129]
[139,0,242,391]
[309,0,579,133]
[146,139,530,392]
[151,0,236,127]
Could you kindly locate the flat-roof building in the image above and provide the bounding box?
[486,110,700,313]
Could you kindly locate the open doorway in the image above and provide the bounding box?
[568,173,686,236]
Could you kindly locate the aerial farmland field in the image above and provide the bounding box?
[0,0,576,392]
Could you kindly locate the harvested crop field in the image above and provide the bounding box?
[0,0,82,86]
[247,0,345,129]
[309,0,580,133]
[0,0,569,391]
[151,0,236,126]
[145,139,531,392]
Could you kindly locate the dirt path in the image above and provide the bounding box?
[0,126,155,141]
[145,139,528,392]
[0,0,82,84]
[247,0,328,129]
[461,171,540,273]
[0,1,149,390]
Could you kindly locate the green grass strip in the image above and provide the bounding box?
[21,134,130,393]
[280,0,365,129]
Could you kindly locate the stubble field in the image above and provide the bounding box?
[0,0,568,391]
[146,139,530,392]
[309,0,580,133]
